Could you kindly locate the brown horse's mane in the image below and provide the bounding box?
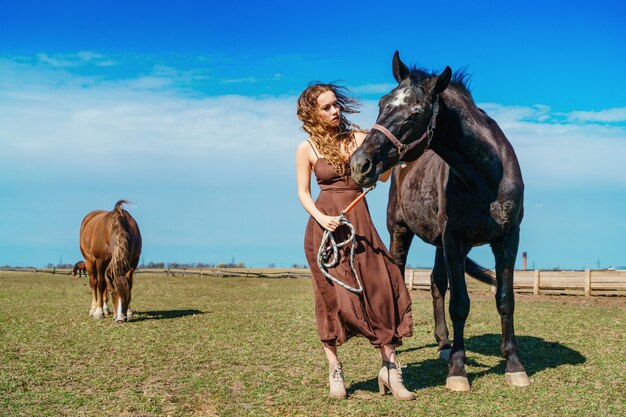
[105,200,131,303]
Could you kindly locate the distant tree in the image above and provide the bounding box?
[268,262,276,268]
[217,261,246,268]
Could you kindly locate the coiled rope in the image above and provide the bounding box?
[316,185,375,294]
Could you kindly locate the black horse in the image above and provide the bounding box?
[351,52,529,391]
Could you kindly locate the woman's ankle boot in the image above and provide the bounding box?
[328,361,347,399]
[378,361,415,400]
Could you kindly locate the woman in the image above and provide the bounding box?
[295,83,414,400]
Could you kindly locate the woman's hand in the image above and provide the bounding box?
[317,214,342,232]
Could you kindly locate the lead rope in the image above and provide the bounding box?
[316,185,376,294]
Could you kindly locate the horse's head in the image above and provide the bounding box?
[351,51,451,187]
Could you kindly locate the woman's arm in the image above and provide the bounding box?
[296,141,341,232]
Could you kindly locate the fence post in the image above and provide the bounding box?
[200,269,203,277]
[533,269,541,295]
[584,269,591,297]
[408,269,415,290]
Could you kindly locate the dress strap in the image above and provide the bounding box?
[307,140,320,158]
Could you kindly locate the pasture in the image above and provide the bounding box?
[1,271,624,417]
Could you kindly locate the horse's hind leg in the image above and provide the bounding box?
[432,248,451,360]
[87,262,99,317]
[491,226,530,387]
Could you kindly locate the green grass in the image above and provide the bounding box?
[1,272,624,416]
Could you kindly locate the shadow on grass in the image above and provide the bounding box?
[131,309,205,322]
[348,334,586,393]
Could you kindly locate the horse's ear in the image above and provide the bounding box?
[433,66,452,96]
[392,51,410,83]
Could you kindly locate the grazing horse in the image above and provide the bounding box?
[350,52,529,390]
[79,200,142,322]
[72,261,88,278]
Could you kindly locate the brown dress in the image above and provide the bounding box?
[304,151,413,348]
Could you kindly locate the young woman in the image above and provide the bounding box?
[295,83,414,400]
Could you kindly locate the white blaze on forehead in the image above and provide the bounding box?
[390,87,411,107]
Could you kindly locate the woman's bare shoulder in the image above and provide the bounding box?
[296,139,317,165]
[296,140,311,153]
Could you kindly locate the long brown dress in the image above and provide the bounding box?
[304,148,413,348]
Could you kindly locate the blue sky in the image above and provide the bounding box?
[1,0,625,269]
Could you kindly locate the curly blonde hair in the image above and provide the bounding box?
[297,83,364,176]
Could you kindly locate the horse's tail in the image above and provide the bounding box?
[465,257,496,286]
[106,200,131,303]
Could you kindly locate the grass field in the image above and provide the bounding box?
[1,271,624,416]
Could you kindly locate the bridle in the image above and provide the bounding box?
[371,95,440,161]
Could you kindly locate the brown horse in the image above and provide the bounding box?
[80,200,142,322]
[72,261,88,278]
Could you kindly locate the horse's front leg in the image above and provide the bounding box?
[388,221,414,274]
[443,232,471,391]
[102,285,111,317]
[92,261,107,319]
[491,226,530,387]
[432,248,451,360]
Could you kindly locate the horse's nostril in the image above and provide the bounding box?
[362,159,372,175]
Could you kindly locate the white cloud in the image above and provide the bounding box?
[1,56,624,191]
[566,107,626,123]
[35,51,117,68]
[222,77,258,84]
[0,58,303,186]
[476,103,626,186]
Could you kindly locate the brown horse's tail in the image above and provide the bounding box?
[105,200,131,303]
[465,257,496,286]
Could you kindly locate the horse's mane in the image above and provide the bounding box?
[106,200,131,303]
[408,65,473,100]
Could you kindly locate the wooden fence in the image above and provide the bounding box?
[2,267,625,296]
[404,269,626,297]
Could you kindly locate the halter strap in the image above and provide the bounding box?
[371,95,440,160]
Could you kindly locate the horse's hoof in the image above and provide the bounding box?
[438,348,451,361]
[126,311,133,321]
[505,371,531,387]
[92,312,104,320]
[446,376,470,392]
